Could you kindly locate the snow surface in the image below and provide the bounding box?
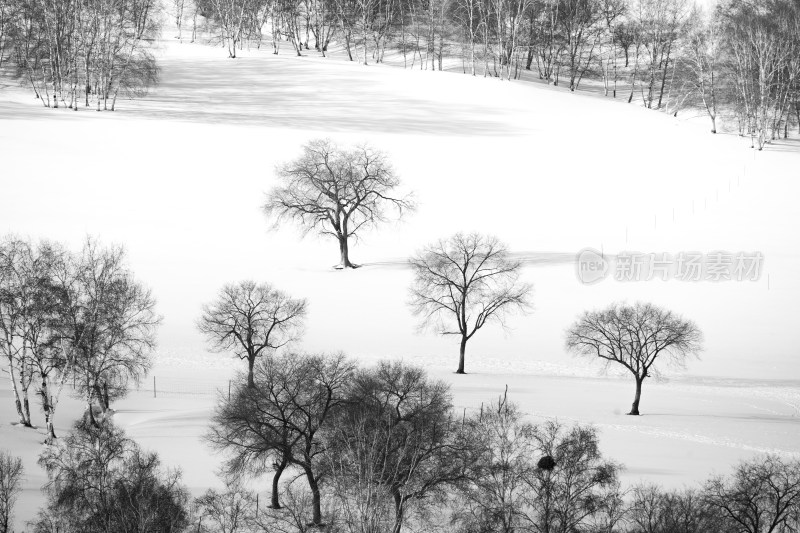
[2,31,800,531]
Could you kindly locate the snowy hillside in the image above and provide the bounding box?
[2,32,800,531]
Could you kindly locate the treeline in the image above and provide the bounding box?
[8,355,800,533]
[0,236,160,442]
[0,0,160,110]
[187,0,800,148]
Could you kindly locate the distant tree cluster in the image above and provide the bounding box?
[0,236,160,441]
[181,0,800,147]
[0,0,161,109]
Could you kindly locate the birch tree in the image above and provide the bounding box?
[67,240,161,425]
[683,5,722,132]
[0,237,37,428]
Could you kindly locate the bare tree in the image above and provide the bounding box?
[198,281,307,387]
[0,0,15,71]
[65,240,161,425]
[629,484,667,533]
[455,391,536,533]
[718,0,800,149]
[0,237,93,441]
[207,370,292,511]
[0,237,36,427]
[18,240,73,442]
[207,352,355,525]
[264,139,414,269]
[408,233,532,374]
[685,5,721,133]
[565,301,703,415]
[524,420,621,533]
[36,419,189,533]
[328,361,461,533]
[633,0,690,110]
[0,450,24,533]
[194,480,259,533]
[7,0,160,110]
[705,455,800,533]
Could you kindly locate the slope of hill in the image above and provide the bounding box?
[1,34,799,531]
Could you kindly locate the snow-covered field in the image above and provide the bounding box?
[2,32,800,531]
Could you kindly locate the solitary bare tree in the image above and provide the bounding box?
[264,139,414,269]
[197,281,307,388]
[408,233,532,374]
[565,302,703,415]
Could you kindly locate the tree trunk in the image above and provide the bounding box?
[270,456,288,508]
[338,235,354,268]
[247,355,256,388]
[456,336,467,374]
[22,391,31,426]
[392,490,405,533]
[304,466,323,525]
[102,382,110,410]
[6,355,30,426]
[94,383,110,412]
[88,400,99,427]
[87,379,99,427]
[41,377,57,442]
[20,364,32,425]
[628,376,643,415]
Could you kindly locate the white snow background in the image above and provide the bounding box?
[1,19,800,530]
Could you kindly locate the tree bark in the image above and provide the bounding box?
[392,490,405,533]
[304,466,323,525]
[456,336,467,374]
[628,376,643,415]
[6,355,30,426]
[247,355,256,388]
[338,235,354,268]
[88,400,99,427]
[94,383,110,412]
[270,456,288,508]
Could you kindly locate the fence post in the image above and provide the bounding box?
[228,380,231,401]
[153,376,156,398]
[256,493,259,516]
